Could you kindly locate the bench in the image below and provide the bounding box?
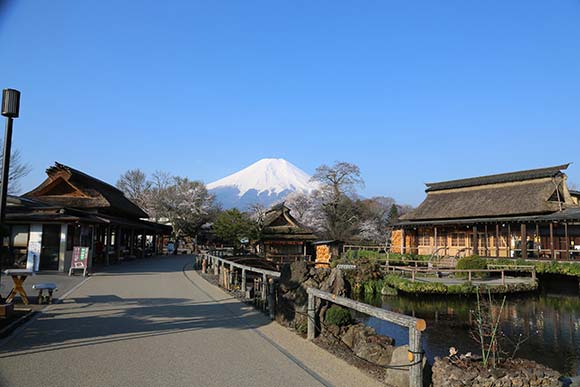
[32,283,58,304]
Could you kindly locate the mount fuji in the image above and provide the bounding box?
[207,158,318,209]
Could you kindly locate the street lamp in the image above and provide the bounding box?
[0,89,20,224]
[0,89,20,302]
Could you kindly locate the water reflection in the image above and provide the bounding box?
[359,276,580,376]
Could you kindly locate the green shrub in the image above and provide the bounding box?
[325,305,353,327]
[456,255,488,278]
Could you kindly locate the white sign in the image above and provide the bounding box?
[27,224,42,271]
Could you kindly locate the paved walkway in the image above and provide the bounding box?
[0,270,86,309]
[0,256,382,387]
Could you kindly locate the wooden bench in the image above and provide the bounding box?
[32,283,58,304]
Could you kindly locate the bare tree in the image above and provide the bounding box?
[157,177,216,239]
[116,169,151,212]
[0,148,32,195]
[285,191,311,221]
[311,161,364,200]
[310,161,365,240]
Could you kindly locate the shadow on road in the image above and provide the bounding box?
[0,256,271,358]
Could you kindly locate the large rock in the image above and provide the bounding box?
[384,345,428,387]
[341,324,395,367]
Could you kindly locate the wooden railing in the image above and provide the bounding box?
[386,265,536,285]
[306,288,426,387]
[196,252,280,319]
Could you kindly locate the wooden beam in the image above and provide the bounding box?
[495,224,500,257]
[521,224,527,259]
[507,224,512,258]
[550,222,555,260]
[473,226,479,256]
[565,222,570,260]
[484,225,489,257]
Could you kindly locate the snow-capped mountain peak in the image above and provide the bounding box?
[207,158,317,209]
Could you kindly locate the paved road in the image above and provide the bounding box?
[0,256,382,387]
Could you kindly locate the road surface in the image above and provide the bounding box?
[0,256,382,387]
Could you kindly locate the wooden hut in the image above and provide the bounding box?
[5,162,171,272]
[396,164,580,260]
[259,203,318,263]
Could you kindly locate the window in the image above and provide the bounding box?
[10,225,29,248]
[418,231,431,246]
[451,232,466,247]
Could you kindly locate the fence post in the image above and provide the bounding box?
[532,268,536,281]
[408,326,423,387]
[268,278,275,320]
[307,292,315,340]
[501,270,505,285]
[214,257,219,276]
[241,268,246,293]
[468,271,472,282]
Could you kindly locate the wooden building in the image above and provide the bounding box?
[395,164,580,260]
[5,162,171,272]
[259,203,318,263]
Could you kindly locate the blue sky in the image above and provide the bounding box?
[1,0,579,205]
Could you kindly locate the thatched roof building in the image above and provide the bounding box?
[24,162,147,219]
[259,203,318,262]
[400,164,578,224]
[395,164,580,260]
[6,162,171,272]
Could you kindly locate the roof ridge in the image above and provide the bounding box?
[426,163,570,192]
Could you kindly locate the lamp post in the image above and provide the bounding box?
[0,89,20,301]
[0,89,20,223]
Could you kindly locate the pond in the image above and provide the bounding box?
[359,274,580,376]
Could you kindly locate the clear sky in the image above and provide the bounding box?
[1,0,579,205]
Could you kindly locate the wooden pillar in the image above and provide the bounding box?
[105,225,111,265]
[434,227,438,255]
[484,225,489,257]
[401,228,405,254]
[115,226,122,261]
[307,293,315,340]
[565,222,570,260]
[141,230,146,258]
[521,224,527,259]
[535,223,540,258]
[549,222,555,260]
[507,224,512,258]
[495,224,500,257]
[472,226,479,256]
[129,229,135,256]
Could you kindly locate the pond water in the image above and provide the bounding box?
[359,275,580,376]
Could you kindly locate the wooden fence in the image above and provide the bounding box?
[307,288,426,387]
[385,265,536,285]
[196,252,428,386]
[196,252,280,319]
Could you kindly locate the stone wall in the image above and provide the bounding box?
[432,356,561,387]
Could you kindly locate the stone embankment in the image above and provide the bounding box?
[432,355,561,387]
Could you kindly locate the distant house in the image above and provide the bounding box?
[259,203,318,263]
[395,164,580,260]
[6,162,171,272]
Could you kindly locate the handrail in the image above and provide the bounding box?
[306,288,426,387]
[198,252,280,319]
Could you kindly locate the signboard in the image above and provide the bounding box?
[69,246,90,276]
[26,224,43,272]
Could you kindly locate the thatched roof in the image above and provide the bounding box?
[401,164,578,222]
[24,162,148,219]
[261,203,318,241]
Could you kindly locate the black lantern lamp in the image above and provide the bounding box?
[0,89,20,224]
[0,89,20,301]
